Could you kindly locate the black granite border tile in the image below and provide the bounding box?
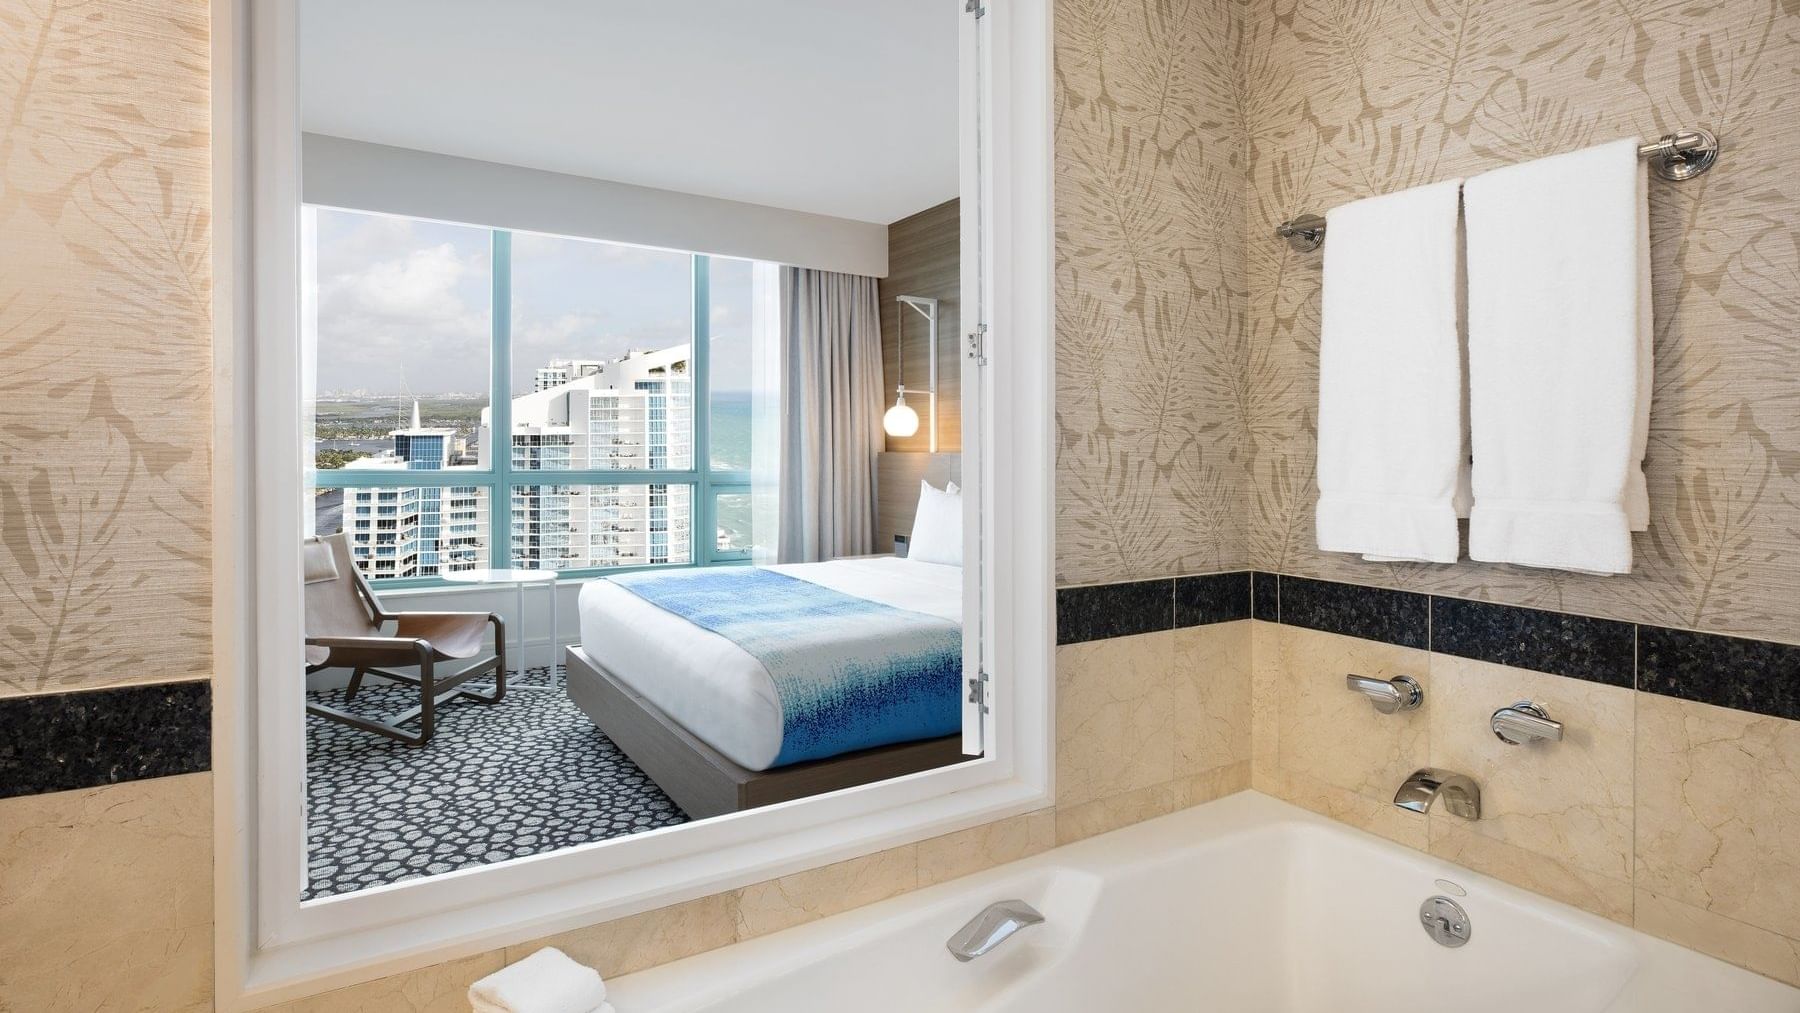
[1055,579,1174,645]
[1278,575,1428,650]
[1251,571,1279,622]
[1639,626,1800,722]
[1431,597,1635,688]
[1174,571,1250,628]
[0,680,210,800]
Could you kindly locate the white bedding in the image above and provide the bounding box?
[576,557,963,771]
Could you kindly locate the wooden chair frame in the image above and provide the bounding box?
[305,550,507,747]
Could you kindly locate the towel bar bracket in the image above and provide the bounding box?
[1641,127,1718,182]
[1276,213,1327,253]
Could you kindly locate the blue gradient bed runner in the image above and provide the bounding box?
[607,567,962,767]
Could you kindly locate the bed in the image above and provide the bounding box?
[568,556,973,819]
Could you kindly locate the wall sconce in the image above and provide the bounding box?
[883,295,939,451]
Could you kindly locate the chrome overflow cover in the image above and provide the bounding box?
[1419,895,1472,948]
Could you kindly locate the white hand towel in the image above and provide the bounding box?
[468,947,608,1013]
[1315,177,1468,564]
[1463,138,1651,575]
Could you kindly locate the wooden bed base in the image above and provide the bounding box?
[564,646,971,820]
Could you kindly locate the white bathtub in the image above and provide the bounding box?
[608,792,1799,1012]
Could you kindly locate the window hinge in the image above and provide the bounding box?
[964,0,987,18]
[967,669,991,716]
[965,324,988,366]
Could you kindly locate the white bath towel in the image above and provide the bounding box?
[1315,177,1469,564]
[1463,138,1652,575]
[468,947,610,1013]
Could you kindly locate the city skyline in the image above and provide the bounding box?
[327,344,710,579]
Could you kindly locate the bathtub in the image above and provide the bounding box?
[608,791,1799,1012]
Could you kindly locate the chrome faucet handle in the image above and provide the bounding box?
[1346,674,1423,714]
[1491,701,1563,745]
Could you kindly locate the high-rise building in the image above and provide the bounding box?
[501,346,694,571]
[340,402,489,579]
[336,347,697,579]
[533,357,609,392]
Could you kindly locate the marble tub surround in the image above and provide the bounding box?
[1255,622,1645,927]
[1224,569,1800,982]
[0,679,212,799]
[1429,655,1636,890]
[0,773,213,1012]
[1174,622,1253,776]
[1276,627,1429,801]
[1636,693,1800,951]
[1053,603,1255,845]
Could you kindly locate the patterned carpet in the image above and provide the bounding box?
[304,665,688,900]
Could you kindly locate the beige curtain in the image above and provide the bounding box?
[776,266,885,563]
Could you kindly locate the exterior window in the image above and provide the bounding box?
[306,207,769,582]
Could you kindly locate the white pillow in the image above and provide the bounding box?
[908,479,962,566]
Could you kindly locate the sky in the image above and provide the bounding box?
[309,206,756,397]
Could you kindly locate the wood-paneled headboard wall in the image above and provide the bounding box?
[875,452,961,555]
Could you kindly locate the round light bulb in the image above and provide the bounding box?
[883,399,920,438]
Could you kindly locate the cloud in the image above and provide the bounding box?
[310,210,492,394]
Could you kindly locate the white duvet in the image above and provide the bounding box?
[576,557,963,771]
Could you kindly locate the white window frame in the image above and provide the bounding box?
[210,2,1054,1008]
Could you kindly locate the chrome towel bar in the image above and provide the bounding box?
[1275,127,1719,253]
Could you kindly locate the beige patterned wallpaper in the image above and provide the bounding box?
[0,0,213,696]
[1242,0,1800,642]
[1055,0,1252,586]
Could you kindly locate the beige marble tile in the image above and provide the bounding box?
[1429,818,1633,924]
[1258,766,1429,850]
[1055,632,1176,808]
[505,892,740,979]
[1250,619,1282,776]
[1635,889,1800,988]
[0,773,213,1013]
[1053,760,1252,846]
[1173,621,1253,777]
[1636,693,1800,942]
[1429,655,1635,881]
[1169,761,1252,814]
[918,809,1058,888]
[259,953,506,1013]
[1276,626,1430,802]
[1054,778,1186,845]
[733,845,919,939]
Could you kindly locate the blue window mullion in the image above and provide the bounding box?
[692,255,711,567]
[489,230,513,570]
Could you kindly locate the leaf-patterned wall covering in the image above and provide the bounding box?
[0,0,212,696]
[1241,0,1800,643]
[1056,0,1253,586]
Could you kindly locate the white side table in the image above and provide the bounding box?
[442,568,559,690]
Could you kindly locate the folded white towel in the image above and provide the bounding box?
[1463,137,1651,575]
[1315,177,1469,564]
[468,947,608,1013]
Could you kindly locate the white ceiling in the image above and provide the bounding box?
[299,0,960,225]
